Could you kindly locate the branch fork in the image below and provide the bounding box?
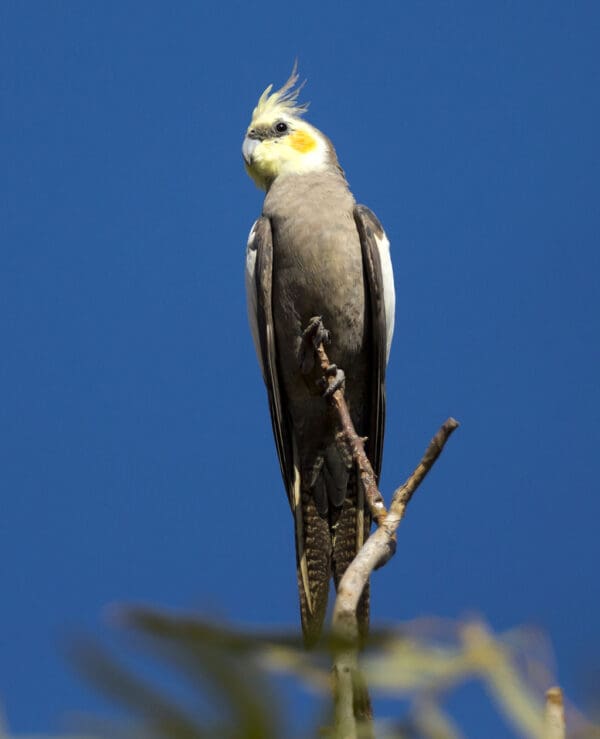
[308,320,459,736]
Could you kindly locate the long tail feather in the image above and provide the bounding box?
[331,472,370,642]
[296,489,331,646]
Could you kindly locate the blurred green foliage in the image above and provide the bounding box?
[2,609,599,738]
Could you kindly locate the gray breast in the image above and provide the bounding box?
[264,171,366,361]
[263,170,370,447]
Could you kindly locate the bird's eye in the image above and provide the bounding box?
[275,121,288,134]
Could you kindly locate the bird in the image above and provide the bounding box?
[242,66,395,645]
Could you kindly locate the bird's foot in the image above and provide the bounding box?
[319,364,345,399]
[300,316,330,374]
[303,316,330,349]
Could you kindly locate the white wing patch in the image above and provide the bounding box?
[374,230,395,362]
[245,220,263,374]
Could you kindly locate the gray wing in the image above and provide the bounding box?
[353,205,395,478]
[245,217,295,500]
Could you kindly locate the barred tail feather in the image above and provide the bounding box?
[296,489,332,646]
[331,473,371,642]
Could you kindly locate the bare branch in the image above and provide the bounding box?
[311,324,459,737]
[332,418,459,641]
[391,418,460,512]
[315,341,389,526]
[544,687,566,739]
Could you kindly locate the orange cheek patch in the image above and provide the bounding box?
[290,130,317,153]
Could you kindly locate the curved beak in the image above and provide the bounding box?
[242,136,259,166]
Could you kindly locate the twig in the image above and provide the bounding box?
[390,418,460,512]
[310,323,459,738]
[329,419,457,738]
[332,418,459,641]
[544,687,566,739]
[314,341,389,525]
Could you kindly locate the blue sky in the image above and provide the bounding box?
[1,1,599,735]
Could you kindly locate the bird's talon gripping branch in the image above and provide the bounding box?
[300,316,331,374]
[323,367,345,399]
[303,315,330,349]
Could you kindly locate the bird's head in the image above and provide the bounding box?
[242,66,337,190]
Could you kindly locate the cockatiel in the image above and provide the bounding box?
[243,68,395,644]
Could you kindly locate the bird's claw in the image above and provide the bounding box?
[300,316,330,374]
[320,365,345,399]
[302,316,330,349]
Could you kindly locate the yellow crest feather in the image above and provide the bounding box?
[252,62,309,122]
